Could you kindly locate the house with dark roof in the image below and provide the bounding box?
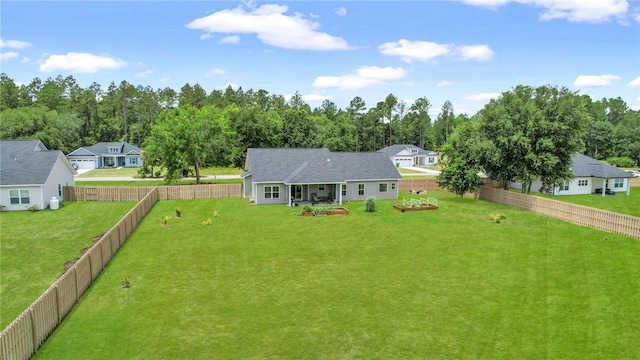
[512,153,634,196]
[66,142,142,169]
[378,144,438,167]
[0,140,76,211]
[242,148,403,205]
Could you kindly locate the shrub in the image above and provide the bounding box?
[303,205,314,213]
[161,215,172,226]
[175,208,182,217]
[27,205,39,212]
[489,213,507,223]
[365,196,376,212]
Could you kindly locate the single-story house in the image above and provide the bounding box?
[242,148,403,205]
[66,142,142,169]
[0,139,76,211]
[512,153,634,196]
[378,144,438,167]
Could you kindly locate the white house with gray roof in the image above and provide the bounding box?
[0,140,76,211]
[242,148,403,205]
[378,144,438,167]
[512,153,634,196]
[66,142,142,169]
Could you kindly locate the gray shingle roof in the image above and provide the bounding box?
[571,153,634,179]
[69,142,141,156]
[244,148,402,184]
[378,144,436,156]
[0,140,64,185]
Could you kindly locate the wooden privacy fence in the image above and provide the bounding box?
[0,188,159,360]
[479,185,640,240]
[64,183,242,202]
[398,178,440,191]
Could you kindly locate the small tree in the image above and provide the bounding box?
[365,196,376,212]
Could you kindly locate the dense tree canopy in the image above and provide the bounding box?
[1,73,639,184]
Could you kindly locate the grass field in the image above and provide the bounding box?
[75,178,242,187]
[27,191,640,359]
[77,166,242,178]
[537,187,640,217]
[0,202,136,328]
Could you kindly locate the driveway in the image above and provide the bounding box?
[401,166,441,176]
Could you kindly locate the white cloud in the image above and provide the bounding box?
[627,76,640,87]
[303,93,330,102]
[21,57,30,63]
[379,39,452,63]
[39,52,126,73]
[334,7,347,16]
[379,39,494,63]
[454,44,494,61]
[186,4,351,50]
[461,0,629,23]
[462,92,501,101]
[200,33,213,40]
[436,80,452,87]
[313,65,407,91]
[0,37,31,49]
[136,69,153,77]
[573,74,621,87]
[159,77,170,83]
[0,52,19,61]
[206,68,226,77]
[220,35,241,44]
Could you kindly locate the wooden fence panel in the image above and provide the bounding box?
[398,179,440,191]
[107,229,120,257]
[0,312,34,360]
[74,254,92,299]
[88,246,103,281]
[99,238,112,268]
[479,185,640,240]
[54,269,78,321]
[117,219,127,246]
[29,287,59,350]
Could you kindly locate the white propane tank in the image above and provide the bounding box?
[50,197,60,210]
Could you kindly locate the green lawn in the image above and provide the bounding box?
[537,187,640,217]
[31,191,640,359]
[0,202,136,328]
[78,166,242,178]
[75,178,242,187]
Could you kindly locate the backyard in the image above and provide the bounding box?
[537,186,640,217]
[10,190,637,359]
[0,201,137,328]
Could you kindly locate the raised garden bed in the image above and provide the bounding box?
[302,206,349,216]
[394,197,439,212]
[393,204,438,212]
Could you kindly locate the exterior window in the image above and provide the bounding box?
[9,189,30,205]
[358,183,365,196]
[428,157,435,163]
[58,184,62,196]
[318,184,325,191]
[379,183,388,192]
[614,178,624,188]
[559,181,569,191]
[391,182,396,190]
[130,157,139,165]
[108,147,119,153]
[341,184,347,196]
[577,180,588,186]
[264,185,279,199]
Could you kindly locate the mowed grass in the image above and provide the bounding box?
[537,187,640,217]
[78,166,242,178]
[0,202,136,328]
[33,191,640,359]
[75,178,242,187]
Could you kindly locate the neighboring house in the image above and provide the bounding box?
[0,139,76,211]
[512,153,634,196]
[66,142,142,169]
[242,148,402,205]
[378,144,438,167]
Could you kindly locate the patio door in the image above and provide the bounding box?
[292,185,302,200]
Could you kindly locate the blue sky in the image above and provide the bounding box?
[1,1,639,116]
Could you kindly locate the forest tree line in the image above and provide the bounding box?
[1,73,639,174]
